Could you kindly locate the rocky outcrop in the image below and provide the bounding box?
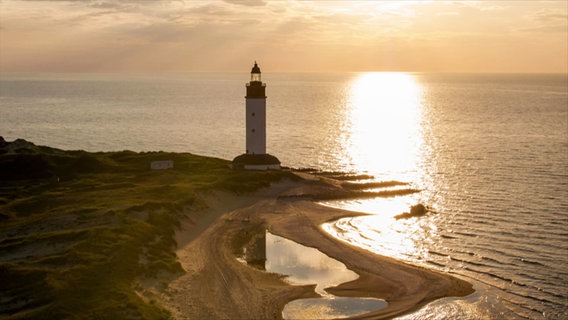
[394,204,430,220]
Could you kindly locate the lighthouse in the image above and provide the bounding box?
[233,62,280,170]
[246,61,266,155]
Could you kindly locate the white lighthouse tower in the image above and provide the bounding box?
[233,62,280,170]
[246,61,266,155]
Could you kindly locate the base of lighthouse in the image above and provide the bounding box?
[232,153,281,170]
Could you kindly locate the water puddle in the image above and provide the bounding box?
[240,231,387,319]
[283,297,388,320]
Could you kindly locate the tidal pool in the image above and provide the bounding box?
[243,231,388,319]
[282,297,388,320]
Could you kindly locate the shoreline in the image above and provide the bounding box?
[0,137,472,318]
[164,178,474,319]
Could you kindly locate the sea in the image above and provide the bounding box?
[1,72,567,319]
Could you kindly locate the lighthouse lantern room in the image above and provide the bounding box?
[233,62,281,170]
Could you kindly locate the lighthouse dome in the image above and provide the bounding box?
[251,62,261,74]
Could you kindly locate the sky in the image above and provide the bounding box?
[0,0,566,73]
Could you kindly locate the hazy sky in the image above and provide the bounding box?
[1,0,566,73]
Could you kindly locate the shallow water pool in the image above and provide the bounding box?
[242,231,388,319]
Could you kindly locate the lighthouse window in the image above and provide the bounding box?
[251,129,255,133]
[251,112,255,117]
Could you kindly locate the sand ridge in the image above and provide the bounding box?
[163,178,474,319]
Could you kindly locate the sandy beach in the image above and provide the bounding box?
[163,176,474,319]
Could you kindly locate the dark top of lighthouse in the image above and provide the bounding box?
[247,61,266,98]
[251,61,261,75]
[250,61,262,83]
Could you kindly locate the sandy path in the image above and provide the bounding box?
[163,179,473,319]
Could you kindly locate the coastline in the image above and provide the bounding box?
[0,139,473,319]
[164,177,474,319]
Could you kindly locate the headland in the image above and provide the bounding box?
[0,138,473,319]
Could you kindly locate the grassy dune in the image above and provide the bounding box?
[0,139,294,319]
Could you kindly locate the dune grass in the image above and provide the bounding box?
[0,145,294,319]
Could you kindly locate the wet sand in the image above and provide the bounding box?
[163,177,474,319]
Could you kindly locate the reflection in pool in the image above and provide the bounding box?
[283,297,388,320]
[259,232,388,319]
[265,232,357,296]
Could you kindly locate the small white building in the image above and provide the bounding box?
[233,62,281,170]
[150,160,174,170]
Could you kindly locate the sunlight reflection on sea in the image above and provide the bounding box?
[319,72,567,319]
[322,72,433,262]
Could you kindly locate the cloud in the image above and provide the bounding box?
[223,0,266,7]
[534,8,568,23]
[520,8,568,33]
[1,0,566,72]
[89,1,128,10]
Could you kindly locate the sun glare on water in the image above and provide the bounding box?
[322,72,435,262]
[345,72,423,181]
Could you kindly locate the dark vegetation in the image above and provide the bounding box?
[0,138,294,319]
